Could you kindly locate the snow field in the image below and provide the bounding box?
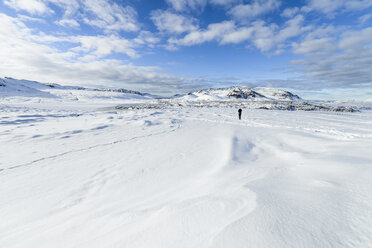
[1,106,372,247]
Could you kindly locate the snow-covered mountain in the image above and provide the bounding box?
[1,77,364,112]
[176,86,301,101]
[1,77,301,104]
[0,77,155,102]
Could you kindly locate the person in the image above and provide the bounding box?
[238,108,242,120]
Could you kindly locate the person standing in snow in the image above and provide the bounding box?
[238,108,242,120]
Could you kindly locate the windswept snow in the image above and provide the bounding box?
[1,98,372,247]
[1,78,372,247]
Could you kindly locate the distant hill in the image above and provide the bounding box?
[175,86,301,101]
[0,77,156,101]
[0,78,301,102]
[1,77,362,112]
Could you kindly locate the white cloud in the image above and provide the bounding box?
[220,26,254,44]
[307,0,372,15]
[291,27,372,87]
[4,0,139,33]
[344,0,372,11]
[276,15,309,43]
[47,0,80,17]
[0,13,178,92]
[166,0,241,10]
[339,27,372,49]
[292,37,335,54]
[4,0,51,15]
[247,15,311,52]
[301,24,338,40]
[209,0,241,6]
[307,0,344,14]
[169,21,235,46]
[151,10,198,34]
[82,0,139,32]
[133,31,161,46]
[166,0,207,12]
[228,0,281,20]
[217,21,279,51]
[232,15,308,52]
[281,7,299,18]
[359,13,372,24]
[291,24,339,54]
[71,35,139,58]
[168,14,310,53]
[250,21,278,51]
[3,0,371,93]
[56,19,80,28]
[17,14,46,23]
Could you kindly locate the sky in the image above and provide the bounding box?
[0,0,372,99]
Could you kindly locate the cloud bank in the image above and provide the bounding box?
[0,0,371,97]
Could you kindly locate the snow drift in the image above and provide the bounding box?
[0,103,371,248]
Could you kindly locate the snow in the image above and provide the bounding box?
[1,78,372,247]
[0,77,154,106]
[177,86,301,101]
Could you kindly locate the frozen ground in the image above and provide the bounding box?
[1,100,372,248]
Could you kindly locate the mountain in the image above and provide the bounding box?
[176,86,301,101]
[1,77,361,112]
[0,77,155,101]
[0,78,301,102]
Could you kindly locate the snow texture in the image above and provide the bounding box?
[1,78,372,247]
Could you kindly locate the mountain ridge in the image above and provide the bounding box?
[0,77,156,100]
[175,86,301,101]
[1,77,363,112]
[1,77,302,102]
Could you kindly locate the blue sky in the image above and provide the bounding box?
[0,0,372,99]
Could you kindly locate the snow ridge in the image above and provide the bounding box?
[178,86,301,101]
[0,77,155,102]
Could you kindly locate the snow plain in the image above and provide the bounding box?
[1,95,372,247]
